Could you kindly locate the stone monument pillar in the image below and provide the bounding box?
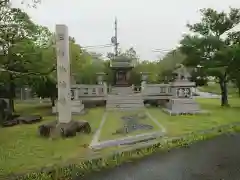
[56,24,71,124]
[38,25,90,138]
[51,32,84,115]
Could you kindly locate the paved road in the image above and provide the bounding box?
[80,134,240,180]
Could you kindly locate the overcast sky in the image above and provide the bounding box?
[13,0,240,60]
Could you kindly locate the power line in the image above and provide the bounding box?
[152,48,176,53]
[81,44,113,49]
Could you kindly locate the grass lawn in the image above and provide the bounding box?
[148,98,240,137]
[198,83,238,96]
[1,97,240,177]
[99,110,161,141]
[0,102,104,176]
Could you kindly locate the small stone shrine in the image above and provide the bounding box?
[163,64,206,115]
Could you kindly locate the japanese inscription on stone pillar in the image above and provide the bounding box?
[56,24,71,123]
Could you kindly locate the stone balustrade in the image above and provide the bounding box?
[71,84,107,99]
[141,84,172,96]
[70,81,195,100]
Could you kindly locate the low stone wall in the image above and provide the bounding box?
[71,84,107,99]
[142,84,171,96]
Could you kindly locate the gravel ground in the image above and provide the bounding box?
[80,133,240,180]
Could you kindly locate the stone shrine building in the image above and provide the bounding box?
[110,56,135,87]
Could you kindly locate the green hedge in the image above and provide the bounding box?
[9,122,240,180]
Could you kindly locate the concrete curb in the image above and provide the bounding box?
[90,112,108,146]
[89,131,165,150]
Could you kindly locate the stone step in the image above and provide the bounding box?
[106,103,144,108]
[171,107,200,112]
[107,96,142,100]
[106,107,145,111]
[111,87,132,90]
[111,87,134,95]
[107,99,143,103]
[106,87,144,111]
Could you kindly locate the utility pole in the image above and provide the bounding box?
[114,17,118,56]
[111,17,119,57]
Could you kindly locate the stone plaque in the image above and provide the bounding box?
[177,88,191,98]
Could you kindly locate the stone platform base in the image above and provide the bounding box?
[163,98,209,116]
[162,108,209,116]
[90,131,164,150]
[38,120,91,138]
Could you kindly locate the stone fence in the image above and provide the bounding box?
[141,84,172,96]
[70,81,195,100]
[71,84,107,99]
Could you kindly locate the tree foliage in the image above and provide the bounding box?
[180,7,240,106]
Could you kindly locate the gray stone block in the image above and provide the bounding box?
[163,98,208,115]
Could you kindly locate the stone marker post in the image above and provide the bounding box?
[38,25,90,138]
[56,24,71,124]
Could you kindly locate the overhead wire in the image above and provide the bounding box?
[81,44,113,49]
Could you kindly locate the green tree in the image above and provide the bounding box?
[0,6,38,111]
[180,8,240,106]
[31,76,57,106]
[0,5,56,111]
[157,49,186,82]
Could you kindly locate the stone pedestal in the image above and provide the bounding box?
[163,80,207,115]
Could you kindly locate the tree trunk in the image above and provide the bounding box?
[219,75,229,107]
[8,74,15,113]
[237,82,240,97]
[238,86,240,97]
[51,97,55,107]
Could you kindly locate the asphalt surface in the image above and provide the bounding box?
[80,133,240,180]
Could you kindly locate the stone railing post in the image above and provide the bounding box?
[96,72,106,85]
[74,89,79,100]
[141,81,146,93]
[103,82,107,96]
[140,72,150,93]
